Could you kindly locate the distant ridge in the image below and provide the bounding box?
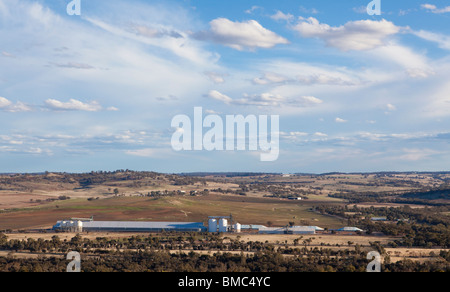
[179,172,281,177]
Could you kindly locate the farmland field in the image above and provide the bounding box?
[0,194,344,230]
[0,171,449,272]
[0,171,449,230]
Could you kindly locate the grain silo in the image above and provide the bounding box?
[208,219,218,233]
[218,218,228,233]
[77,220,83,232]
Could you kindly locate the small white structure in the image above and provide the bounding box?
[234,223,241,233]
[77,220,83,232]
[289,197,302,201]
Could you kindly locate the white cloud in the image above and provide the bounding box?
[412,30,450,50]
[0,97,12,108]
[299,6,319,14]
[297,73,360,86]
[253,72,289,85]
[208,90,233,104]
[299,96,323,105]
[406,68,435,79]
[386,103,397,111]
[335,117,347,123]
[205,109,220,115]
[353,6,368,14]
[253,69,361,86]
[208,90,323,108]
[421,77,450,118]
[421,4,450,14]
[398,148,440,161]
[0,97,32,112]
[196,18,289,51]
[205,71,226,84]
[84,17,218,67]
[369,43,433,77]
[383,103,397,115]
[237,93,286,106]
[292,17,402,51]
[271,11,294,22]
[131,24,183,39]
[314,132,328,137]
[49,62,95,70]
[245,6,263,14]
[125,148,174,158]
[5,101,33,113]
[287,131,308,137]
[44,99,103,112]
[1,51,15,58]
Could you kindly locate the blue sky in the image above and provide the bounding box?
[1,0,450,173]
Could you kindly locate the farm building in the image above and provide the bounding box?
[239,224,266,231]
[53,220,207,233]
[336,227,363,232]
[287,197,302,201]
[52,216,354,236]
[258,226,319,235]
[371,217,387,222]
[332,227,364,234]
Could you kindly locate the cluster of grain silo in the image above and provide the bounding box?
[207,216,242,233]
[208,217,230,233]
[56,220,83,232]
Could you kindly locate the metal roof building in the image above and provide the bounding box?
[239,224,266,231]
[53,220,207,233]
[371,217,388,221]
[335,227,364,232]
[259,226,317,235]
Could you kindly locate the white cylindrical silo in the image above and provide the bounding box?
[77,221,83,232]
[218,219,228,233]
[234,223,241,233]
[208,219,218,233]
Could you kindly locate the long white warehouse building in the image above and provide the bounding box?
[53,220,207,233]
[52,217,331,235]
